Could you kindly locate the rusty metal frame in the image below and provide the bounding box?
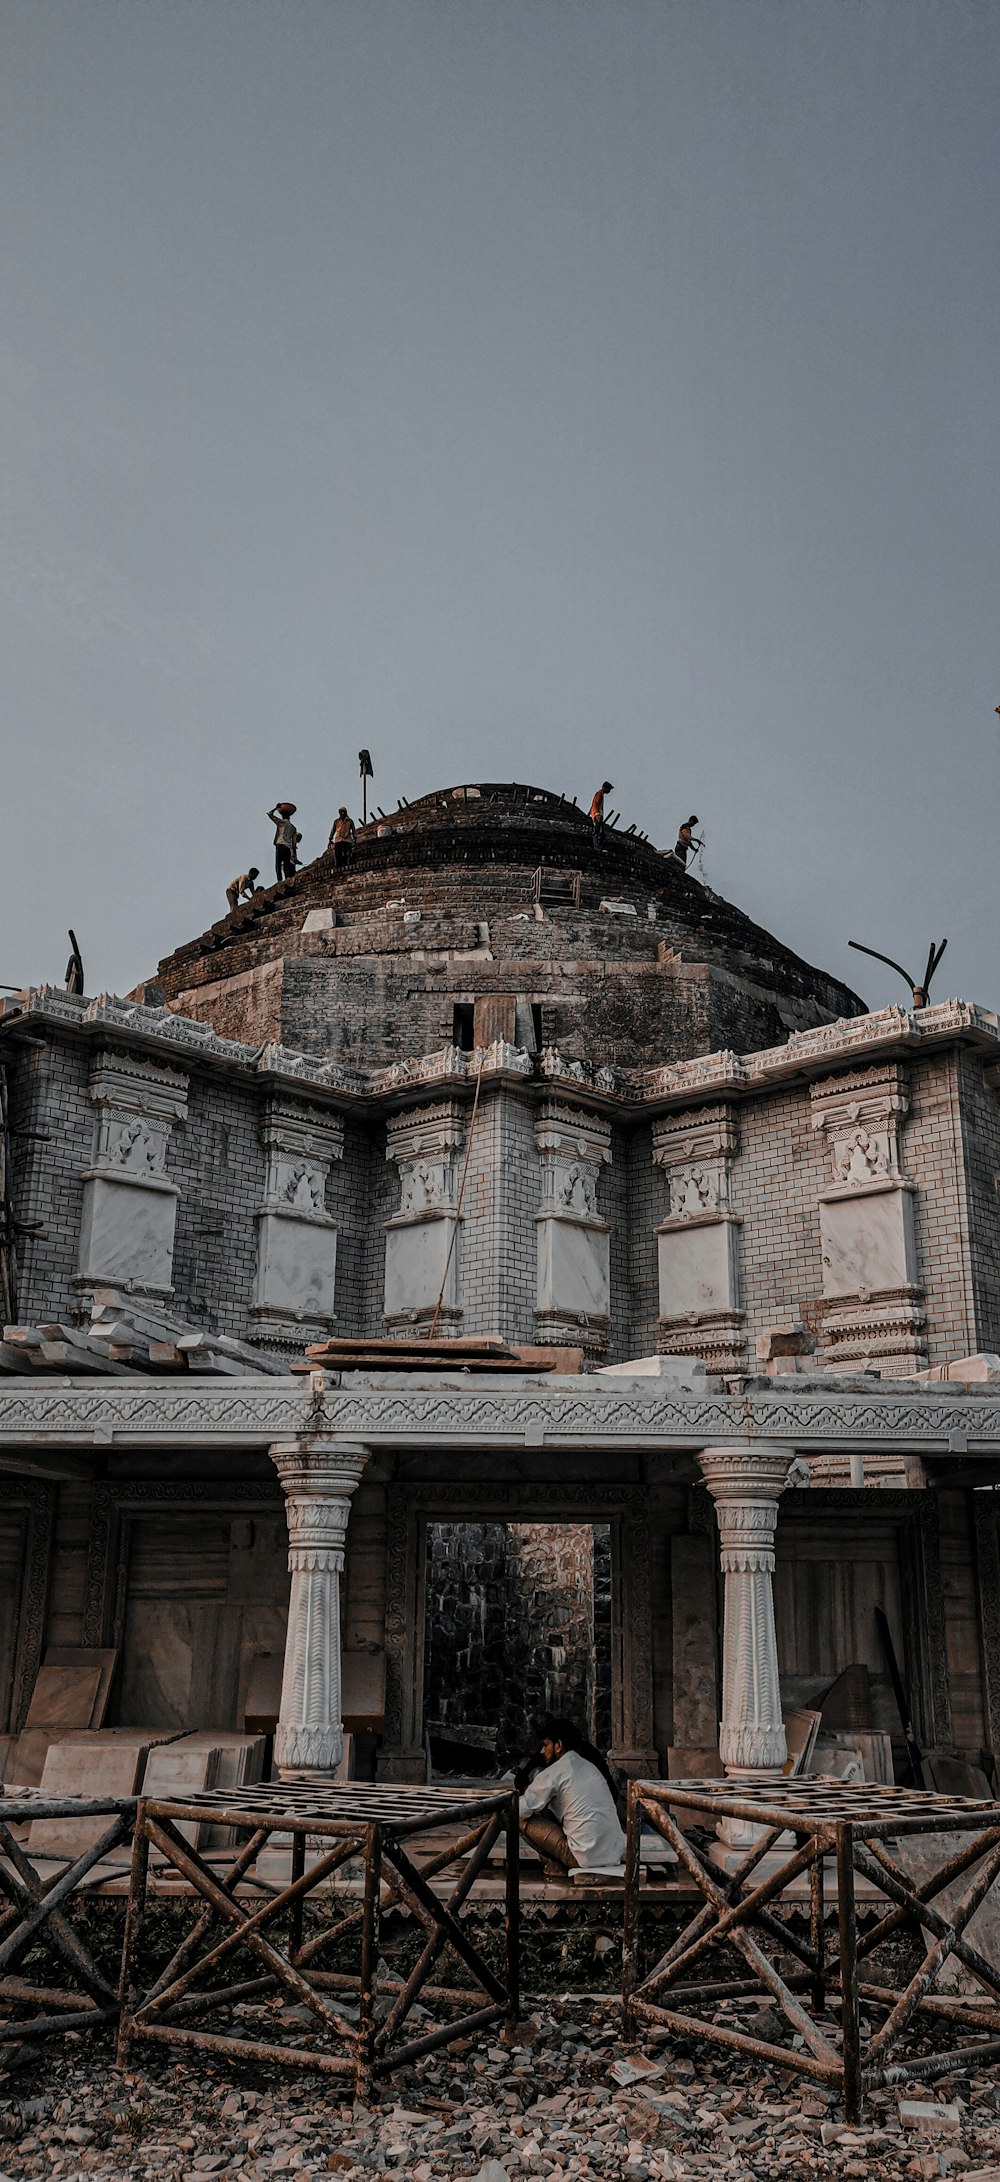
[118,1782,520,2097]
[0,1794,136,2043]
[623,1778,1000,2122]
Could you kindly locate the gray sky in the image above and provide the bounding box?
[2,0,997,1016]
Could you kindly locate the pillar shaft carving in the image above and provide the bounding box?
[269,1439,369,1774]
[697,1444,795,1778]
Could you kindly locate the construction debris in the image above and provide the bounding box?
[0,1290,287,1378]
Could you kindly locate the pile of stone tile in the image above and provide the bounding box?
[3,1995,1000,2179]
[0,1290,287,1377]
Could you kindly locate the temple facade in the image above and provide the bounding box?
[2,782,1000,1796]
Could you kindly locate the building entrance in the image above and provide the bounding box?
[422,1520,612,1776]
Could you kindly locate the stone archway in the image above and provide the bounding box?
[378,1479,656,1782]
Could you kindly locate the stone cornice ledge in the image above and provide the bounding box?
[2,1372,1000,1454]
[2,991,997,1118]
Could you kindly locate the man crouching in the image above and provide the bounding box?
[516,1716,625,1878]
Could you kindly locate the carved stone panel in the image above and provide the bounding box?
[252,1099,344,1347]
[533,1102,612,1355]
[78,1051,189,1297]
[383,1101,465,1329]
[810,1065,925,1374]
[652,1105,745,1372]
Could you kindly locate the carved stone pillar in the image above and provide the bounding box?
[697,1443,796,1845]
[252,1099,344,1348]
[270,1440,370,1775]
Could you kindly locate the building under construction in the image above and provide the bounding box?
[2,783,1000,1801]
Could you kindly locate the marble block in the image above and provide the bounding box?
[255,1208,338,1323]
[819,1182,917,1298]
[657,1215,740,1320]
[78,1169,179,1293]
[536,1215,610,1318]
[141,1736,222,1845]
[27,1731,158,1858]
[25,1664,102,1730]
[384,1212,458,1319]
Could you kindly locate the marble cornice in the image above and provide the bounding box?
[2,992,997,1129]
[1,1370,1000,1455]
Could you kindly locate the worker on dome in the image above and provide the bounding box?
[589,781,614,833]
[328,805,357,860]
[226,868,259,914]
[671,814,701,868]
[268,804,301,883]
[515,1714,624,1877]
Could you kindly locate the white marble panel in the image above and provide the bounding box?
[255,1209,338,1322]
[384,1213,458,1318]
[536,1215,610,1318]
[657,1216,740,1320]
[78,1170,178,1292]
[819,1183,917,1299]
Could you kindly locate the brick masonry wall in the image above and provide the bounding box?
[8,1027,1000,1370]
[957,1055,1000,1357]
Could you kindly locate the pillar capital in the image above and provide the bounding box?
[697,1442,797,1575]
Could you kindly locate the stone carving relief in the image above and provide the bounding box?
[384,1101,466,1328]
[652,1105,746,1373]
[810,1065,925,1375]
[78,1050,190,1297]
[533,1102,612,1355]
[252,1099,344,1348]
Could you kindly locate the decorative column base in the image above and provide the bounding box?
[697,1442,796,1870]
[270,1439,370,1778]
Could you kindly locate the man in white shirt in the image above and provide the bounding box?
[518,1718,625,1874]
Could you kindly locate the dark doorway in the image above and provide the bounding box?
[422,1520,612,1776]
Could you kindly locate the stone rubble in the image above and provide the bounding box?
[3,1999,1000,2180]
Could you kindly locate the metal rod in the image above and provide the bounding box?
[0,1813,128,1976]
[0,1819,118,2006]
[117,1799,152,2066]
[137,1816,361,2042]
[504,1789,520,2036]
[131,2019,355,2074]
[629,1998,839,2084]
[375,1814,501,2052]
[621,1783,642,2047]
[381,1838,507,2009]
[142,1825,271,2003]
[836,1826,862,2123]
[854,1842,1000,2003]
[376,2004,504,2075]
[358,1823,382,2102]
[0,2004,118,2043]
[810,1845,827,2015]
[866,1832,1000,2060]
[857,1826,1000,1960]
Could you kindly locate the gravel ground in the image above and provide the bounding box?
[2,1999,1000,2181]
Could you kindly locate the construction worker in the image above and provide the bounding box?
[226,868,259,914]
[672,815,700,868]
[589,781,614,831]
[328,806,357,852]
[268,805,301,883]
